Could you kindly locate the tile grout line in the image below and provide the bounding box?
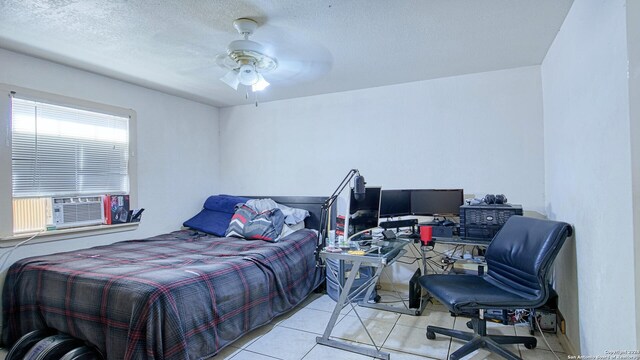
[289,295,569,359]
[229,348,284,360]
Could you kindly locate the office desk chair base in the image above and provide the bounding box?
[426,317,536,360]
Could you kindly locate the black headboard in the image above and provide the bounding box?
[245,196,334,231]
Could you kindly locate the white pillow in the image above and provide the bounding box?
[280,205,309,225]
[279,221,306,239]
[245,198,309,225]
[289,221,305,231]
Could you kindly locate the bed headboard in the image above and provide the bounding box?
[246,196,334,231]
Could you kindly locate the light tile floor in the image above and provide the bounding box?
[209,291,568,360]
[0,292,569,360]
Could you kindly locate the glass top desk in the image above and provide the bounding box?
[316,238,411,360]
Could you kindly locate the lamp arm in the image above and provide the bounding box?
[321,169,359,211]
[315,169,360,267]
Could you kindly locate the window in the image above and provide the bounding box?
[12,97,130,197]
[0,85,136,237]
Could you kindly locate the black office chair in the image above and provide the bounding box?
[419,216,572,360]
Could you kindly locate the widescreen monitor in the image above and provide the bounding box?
[410,189,464,216]
[380,189,412,218]
[347,186,382,238]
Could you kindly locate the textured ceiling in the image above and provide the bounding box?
[0,0,573,107]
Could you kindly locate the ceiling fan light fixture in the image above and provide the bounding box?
[220,70,240,90]
[252,74,270,92]
[238,64,258,85]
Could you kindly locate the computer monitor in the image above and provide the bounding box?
[347,186,382,239]
[410,189,464,216]
[380,189,412,218]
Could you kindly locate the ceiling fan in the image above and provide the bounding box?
[216,18,277,93]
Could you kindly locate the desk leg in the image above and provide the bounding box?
[419,244,432,315]
[421,244,428,275]
[317,258,390,360]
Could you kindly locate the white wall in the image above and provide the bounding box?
[219,66,545,213]
[0,48,220,266]
[628,0,640,348]
[219,65,545,288]
[542,0,637,353]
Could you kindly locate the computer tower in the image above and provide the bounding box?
[409,268,422,309]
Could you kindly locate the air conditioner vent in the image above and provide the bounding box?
[52,196,104,229]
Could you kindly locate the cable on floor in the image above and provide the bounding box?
[533,310,561,360]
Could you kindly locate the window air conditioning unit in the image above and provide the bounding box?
[52,196,105,229]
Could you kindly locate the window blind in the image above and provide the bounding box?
[11,97,130,198]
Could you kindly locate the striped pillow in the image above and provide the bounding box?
[225,204,285,242]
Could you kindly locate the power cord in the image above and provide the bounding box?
[375,290,409,303]
[396,258,418,265]
[533,310,561,360]
[0,230,44,271]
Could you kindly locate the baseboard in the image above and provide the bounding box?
[557,331,578,355]
[556,309,578,355]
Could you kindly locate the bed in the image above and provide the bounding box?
[1,196,328,360]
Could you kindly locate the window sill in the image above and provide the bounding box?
[0,222,139,248]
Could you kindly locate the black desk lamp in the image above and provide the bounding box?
[315,169,366,267]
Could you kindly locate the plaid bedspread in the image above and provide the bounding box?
[2,229,322,360]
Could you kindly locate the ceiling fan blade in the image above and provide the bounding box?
[247,23,333,85]
[220,70,240,90]
[267,58,332,85]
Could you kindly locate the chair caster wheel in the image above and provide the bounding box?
[426,330,436,340]
[524,339,537,349]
